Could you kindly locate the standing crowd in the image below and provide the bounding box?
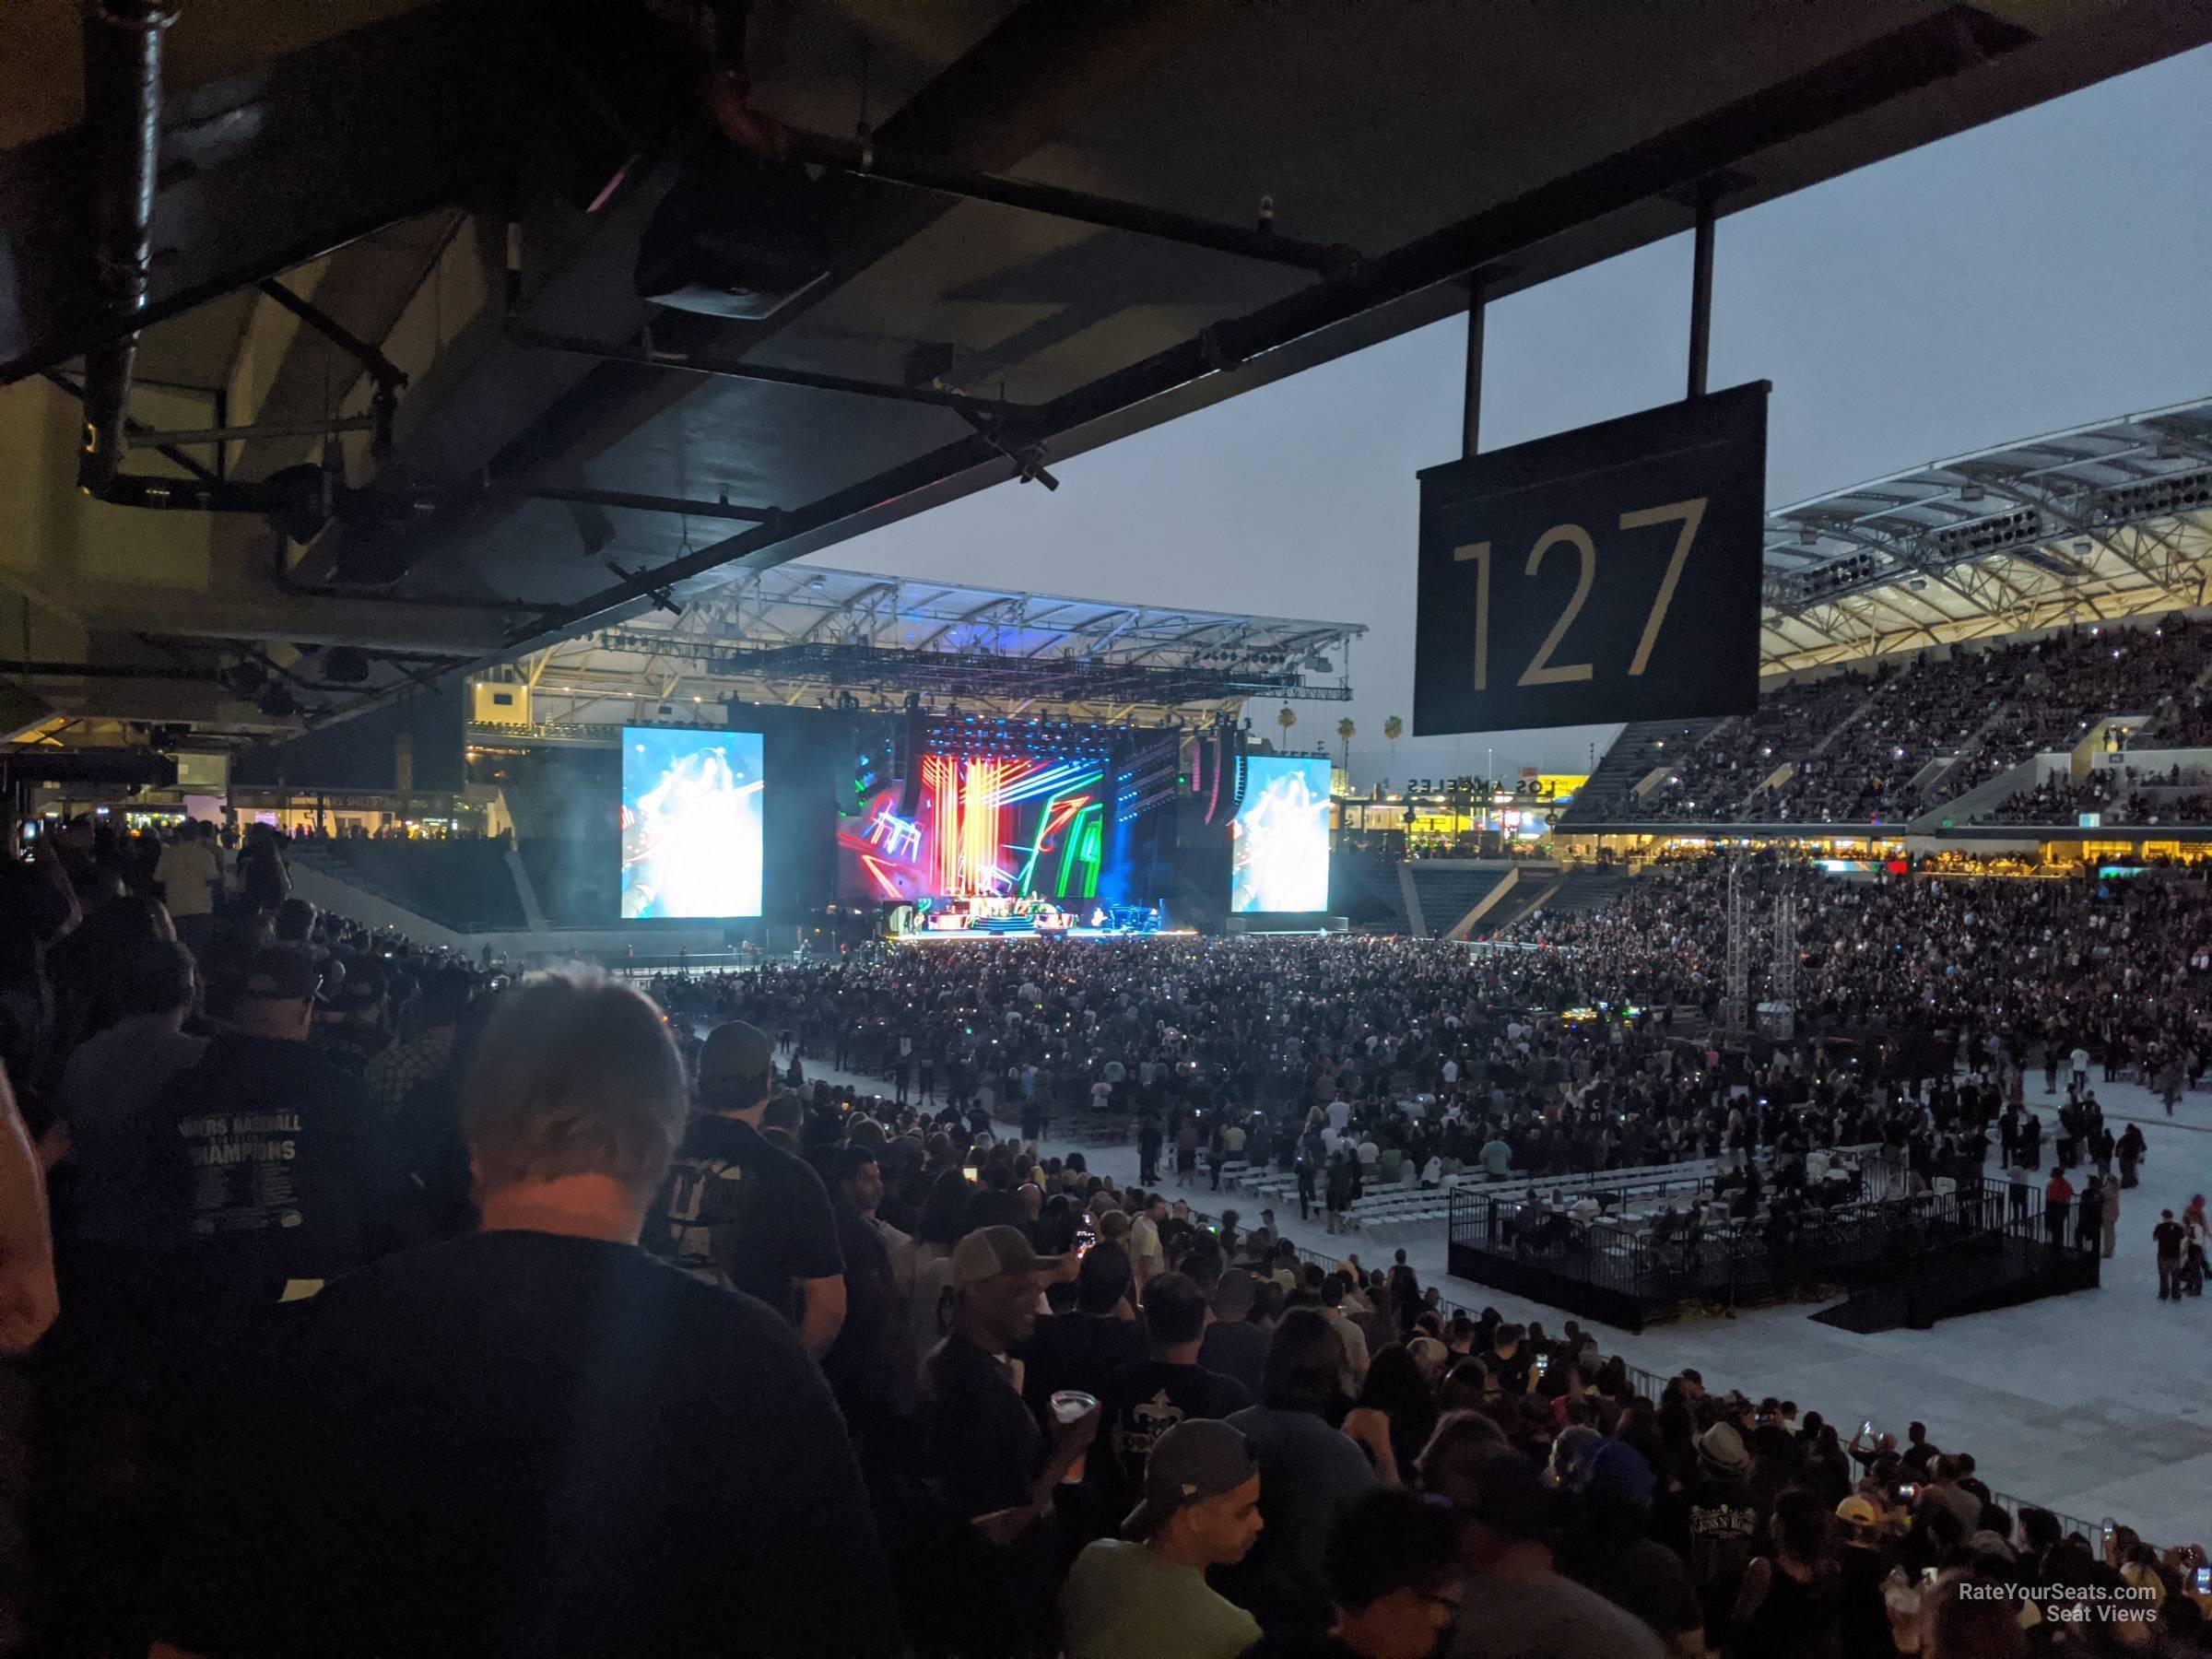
[2,817,2211,1654]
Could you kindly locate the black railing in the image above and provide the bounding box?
[1447,1172,2097,1331]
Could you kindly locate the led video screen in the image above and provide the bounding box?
[840,754,1105,904]
[1231,755,1331,912]
[620,727,764,919]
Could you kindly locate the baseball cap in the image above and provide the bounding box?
[699,1022,774,1099]
[759,1092,804,1134]
[1836,1496,1881,1527]
[1123,1419,1258,1538]
[241,945,321,1004]
[952,1224,1050,1286]
[1558,1435,1656,1509]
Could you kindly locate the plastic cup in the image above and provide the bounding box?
[1051,1391,1097,1485]
[1050,1390,1097,1424]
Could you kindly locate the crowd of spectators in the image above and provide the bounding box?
[13,815,2212,1654]
[2105,768,2212,827]
[2153,690,2212,748]
[1971,771,2117,827]
[1636,674,1873,823]
[1601,612,2210,827]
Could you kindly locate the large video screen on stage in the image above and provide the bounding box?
[840,753,1106,905]
[1231,755,1331,912]
[619,727,764,918]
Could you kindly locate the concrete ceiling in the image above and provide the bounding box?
[4,0,2210,748]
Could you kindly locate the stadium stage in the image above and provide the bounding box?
[896,926,1203,945]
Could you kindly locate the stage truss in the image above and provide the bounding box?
[490,563,1363,731]
[1762,396,2212,674]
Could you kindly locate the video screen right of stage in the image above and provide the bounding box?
[1230,755,1331,913]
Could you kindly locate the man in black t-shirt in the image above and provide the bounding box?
[821,1147,912,1451]
[1020,1240,1147,1423]
[920,1225,1096,1656]
[1196,1267,1271,1400]
[646,1020,845,1357]
[156,968,899,1659]
[1093,1272,1253,1519]
[157,945,404,1313]
[2155,1208,2187,1300]
[1388,1248,1421,1338]
[1483,1323,1534,1395]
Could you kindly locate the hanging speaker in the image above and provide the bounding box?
[899,705,927,818]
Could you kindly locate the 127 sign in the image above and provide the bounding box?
[1412,382,1768,735]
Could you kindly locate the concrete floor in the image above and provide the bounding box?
[797,1052,2212,1547]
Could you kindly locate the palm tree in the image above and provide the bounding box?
[1383,714,1404,782]
[1335,716,1356,775]
[1277,705,1297,748]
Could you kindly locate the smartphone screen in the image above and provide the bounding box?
[2194,1567,2210,1594]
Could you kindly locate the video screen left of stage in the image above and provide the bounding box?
[619,727,765,919]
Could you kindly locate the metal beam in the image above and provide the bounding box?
[783,129,1354,277]
[256,278,407,391]
[523,484,780,525]
[505,324,1021,420]
[3,4,517,386]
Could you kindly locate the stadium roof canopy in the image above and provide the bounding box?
[1763,397,2212,673]
[6,1,2211,750]
[500,563,1362,729]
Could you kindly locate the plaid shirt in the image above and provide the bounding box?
[364,1026,457,1117]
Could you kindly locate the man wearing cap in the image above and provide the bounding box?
[153,968,900,1659]
[647,1020,845,1358]
[1552,1436,1705,1654]
[314,951,391,1076]
[1833,1494,1899,1659]
[156,944,403,1314]
[919,1224,1095,1656]
[1061,1418,1265,1659]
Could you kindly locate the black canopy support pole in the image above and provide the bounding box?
[1462,277,1487,458]
[1687,190,1717,401]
